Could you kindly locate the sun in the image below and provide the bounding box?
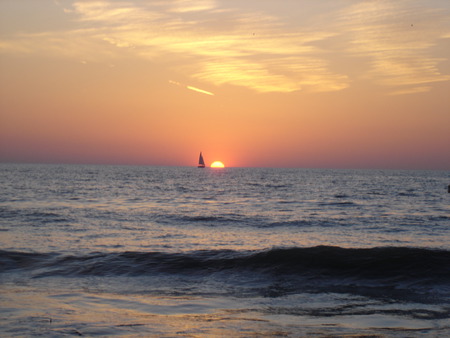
[210,161,225,168]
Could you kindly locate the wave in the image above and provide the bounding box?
[159,214,345,229]
[319,201,358,207]
[0,207,72,225]
[1,246,449,286]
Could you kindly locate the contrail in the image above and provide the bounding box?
[169,80,214,96]
[186,86,214,96]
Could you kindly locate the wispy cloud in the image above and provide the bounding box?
[67,1,349,93]
[334,0,450,94]
[1,0,448,95]
[168,0,217,13]
[388,86,432,96]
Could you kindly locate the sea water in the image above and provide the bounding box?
[0,163,449,336]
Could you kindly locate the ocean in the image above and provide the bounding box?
[1,163,449,337]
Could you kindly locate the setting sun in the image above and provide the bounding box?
[210,161,225,168]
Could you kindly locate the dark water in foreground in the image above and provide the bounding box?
[1,164,449,336]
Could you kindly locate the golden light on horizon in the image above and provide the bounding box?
[210,161,225,168]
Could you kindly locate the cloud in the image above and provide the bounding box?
[0,0,350,93]
[168,0,217,13]
[334,0,450,94]
[1,0,448,95]
[73,1,350,93]
[388,86,432,96]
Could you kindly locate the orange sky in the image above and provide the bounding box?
[1,0,449,169]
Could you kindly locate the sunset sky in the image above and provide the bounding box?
[1,0,449,169]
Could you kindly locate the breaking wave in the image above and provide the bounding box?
[2,246,449,287]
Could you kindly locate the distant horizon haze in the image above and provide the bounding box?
[1,160,449,172]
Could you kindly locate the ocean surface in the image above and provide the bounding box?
[1,163,449,337]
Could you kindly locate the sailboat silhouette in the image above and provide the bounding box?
[198,152,205,168]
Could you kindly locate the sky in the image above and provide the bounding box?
[1,0,449,169]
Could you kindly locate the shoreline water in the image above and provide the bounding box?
[2,281,449,337]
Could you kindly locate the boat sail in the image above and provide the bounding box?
[198,152,205,168]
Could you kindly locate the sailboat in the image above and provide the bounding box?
[197,152,205,168]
